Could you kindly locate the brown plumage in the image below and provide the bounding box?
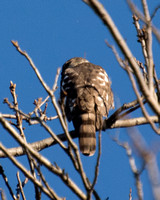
[60,57,114,156]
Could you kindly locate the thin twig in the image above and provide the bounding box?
[16,171,26,200]
[52,67,61,91]
[153,69,160,101]
[132,15,149,68]
[36,164,62,200]
[9,81,25,138]
[126,66,160,134]
[129,188,132,200]
[11,41,51,95]
[105,40,126,70]
[1,112,58,125]
[35,111,67,150]
[0,189,6,200]
[141,0,154,93]
[112,137,143,200]
[126,0,160,43]
[151,5,160,20]
[90,130,101,192]
[0,164,16,200]
[29,95,50,116]
[128,127,160,200]
[103,98,143,129]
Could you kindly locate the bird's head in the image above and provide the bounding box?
[62,57,89,70]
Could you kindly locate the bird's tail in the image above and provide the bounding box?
[79,113,96,156]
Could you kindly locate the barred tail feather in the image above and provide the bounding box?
[79,113,96,156]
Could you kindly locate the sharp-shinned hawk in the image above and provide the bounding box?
[60,57,114,156]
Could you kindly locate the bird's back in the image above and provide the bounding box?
[60,57,114,156]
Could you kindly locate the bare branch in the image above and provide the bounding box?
[126,66,160,134]
[0,115,159,158]
[16,172,26,200]
[129,188,132,200]
[151,5,160,20]
[83,0,160,117]
[29,95,50,116]
[105,40,126,70]
[110,115,159,128]
[132,15,149,68]
[0,164,16,200]
[128,128,160,200]
[9,81,44,199]
[112,138,144,200]
[153,69,160,102]
[141,0,154,93]
[2,111,58,125]
[103,97,144,129]
[0,114,87,200]
[0,189,6,200]
[35,114,67,150]
[0,142,59,199]
[52,67,61,91]
[35,164,63,200]
[9,81,25,139]
[11,41,68,134]
[127,0,160,43]
[11,41,51,95]
[90,130,101,193]
[0,131,75,158]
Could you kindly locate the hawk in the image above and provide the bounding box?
[60,57,114,156]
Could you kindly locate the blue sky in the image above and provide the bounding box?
[0,0,160,199]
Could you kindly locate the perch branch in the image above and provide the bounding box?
[0,116,159,158]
